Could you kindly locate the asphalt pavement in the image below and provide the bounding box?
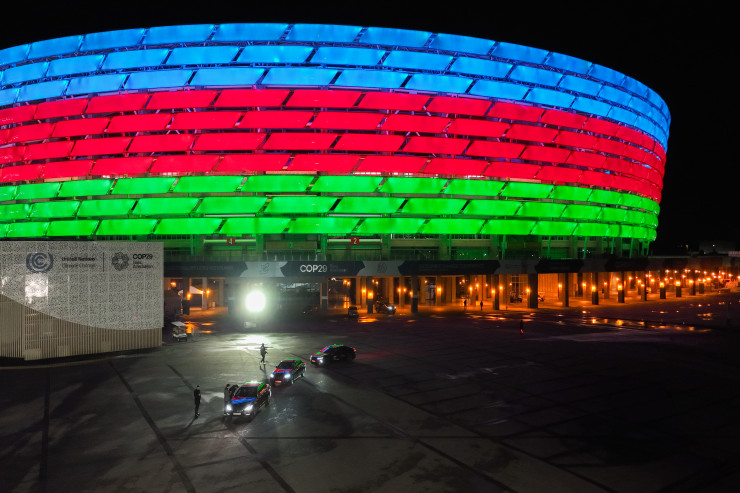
[2,291,740,492]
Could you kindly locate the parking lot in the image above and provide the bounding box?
[2,294,740,492]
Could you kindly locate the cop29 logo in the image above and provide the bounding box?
[26,253,54,273]
[111,252,129,271]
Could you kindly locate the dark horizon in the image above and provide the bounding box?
[1,3,734,253]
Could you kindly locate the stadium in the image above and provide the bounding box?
[0,24,676,358]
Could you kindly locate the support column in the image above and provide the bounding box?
[493,274,500,310]
[411,276,420,313]
[591,272,599,305]
[435,276,443,306]
[201,277,208,309]
[320,279,328,313]
[576,272,584,297]
[366,277,374,313]
[527,273,539,309]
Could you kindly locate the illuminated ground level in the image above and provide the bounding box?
[164,256,740,317]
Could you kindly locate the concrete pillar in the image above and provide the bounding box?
[603,272,611,299]
[411,276,420,313]
[576,272,584,297]
[201,277,208,309]
[590,272,598,305]
[320,279,328,313]
[435,276,443,306]
[493,274,500,310]
[527,273,538,309]
[366,277,373,313]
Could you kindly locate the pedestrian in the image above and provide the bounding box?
[260,343,267,365]
[193,385,201,418]
[480,300,483,311]
[463,299,467,310]
[223,384,230,415]
[519,320,524,334]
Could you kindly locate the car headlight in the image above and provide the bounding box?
[226,404,232,411]
[270,373,274,378]
[317,357,323,361]
[245,405,253,412]
[285,374,291,379]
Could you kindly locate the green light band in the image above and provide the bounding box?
[287,217,359,234]
[531,221,577,236]
[220,217,291,234]
[0,203,30,220]
[380,177,447,194]
[58,179,113,197]
[6,222,48,238]
[46,220,99,237]
[133,197,199,215]
[154,218,223,235]
[422,218,485,234]
[312,176,383,193]
[97,218,157,235]
[173,176,244,193]
[333,197,404,214]
[401,198,466,215]
[263,196,337,214]
[195,196,267,214]
[15,183,61,200]
[463,200,521,216]
[550,185,593,202]
[500,182,553,199]
[444,179,504,197]
[30,201,81,218]
[562,204,602,220]
[77,199,136,217]
[517,202,566,218]
[355,217,426,234]
[0,174,660,240]
[111,177,176,195]
[0,186,17,201]
[243,175,314,193]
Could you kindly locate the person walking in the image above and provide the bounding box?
[260,343,267,365]
[223,384,230,415]
[193,385,201,418]
[463,299,467,310]
[480,300,484,311]
[519,320,524,334]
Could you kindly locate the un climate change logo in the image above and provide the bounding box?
[26,253,54,273]
[111,252,129,271]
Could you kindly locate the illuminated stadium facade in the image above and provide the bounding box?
[0,23,668,255]
[0,22,678,336]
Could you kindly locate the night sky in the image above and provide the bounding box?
[1,3,734,253]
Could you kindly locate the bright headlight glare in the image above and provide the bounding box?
[270,373,274,378]
[246,405,253,411]
[226,404,232,411]
[285,374,291,378]
[246,290,266,313]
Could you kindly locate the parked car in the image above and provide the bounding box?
[509,294,523,303]
[270,359,306,386]
[347,306,359,318]
[374,301,397,314]
[310,345,357,366]
[225,382,271,418]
